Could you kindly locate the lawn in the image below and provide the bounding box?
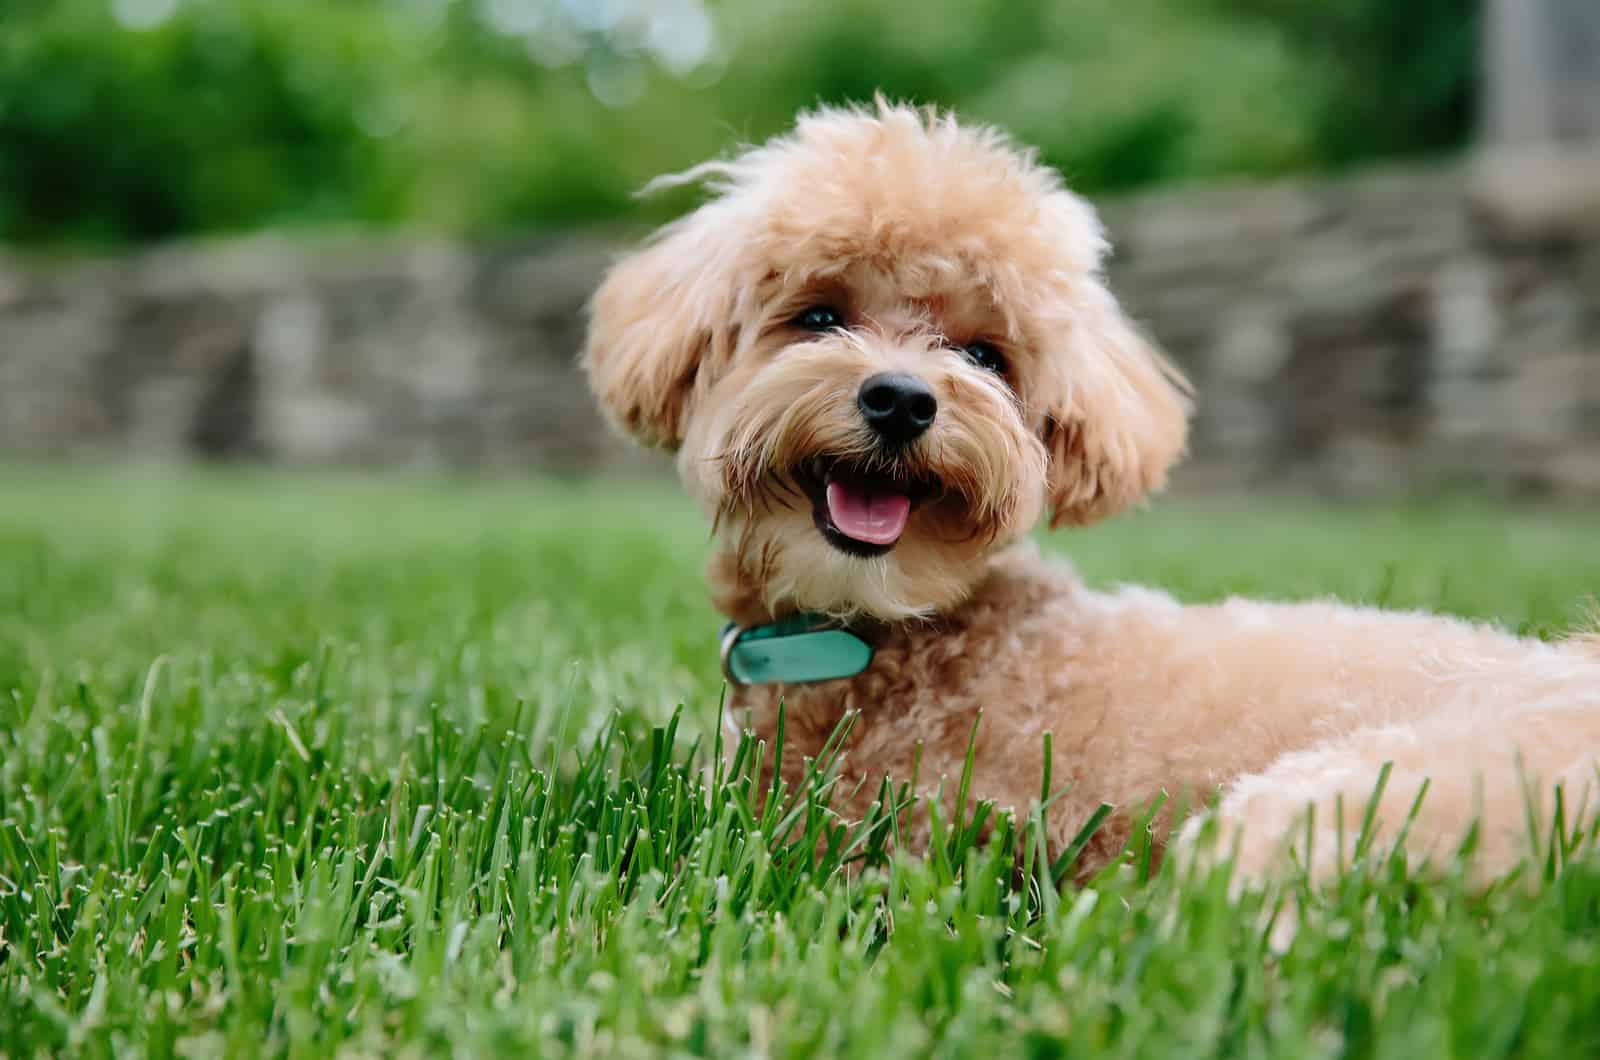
[3,465,1599,1058]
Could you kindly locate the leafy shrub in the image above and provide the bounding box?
[1207,0,1480,164]
[0,0,1479,245]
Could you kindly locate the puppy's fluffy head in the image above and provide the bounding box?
[586,100,1190,620]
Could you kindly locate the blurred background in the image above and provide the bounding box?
[1,0,1597,496]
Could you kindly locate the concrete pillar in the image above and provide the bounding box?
[1475,0,1600,239]
[1483,0,1600,146]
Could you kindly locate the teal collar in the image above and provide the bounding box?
[720,613,874,685]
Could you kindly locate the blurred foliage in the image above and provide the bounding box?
[0,0,1479,245]
[1207,0,1479,165]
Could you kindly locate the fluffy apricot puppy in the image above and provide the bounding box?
[585,101,1600,887]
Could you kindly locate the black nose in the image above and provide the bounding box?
[857,372,937,445]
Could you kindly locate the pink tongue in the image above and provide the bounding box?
[825,480,911,546]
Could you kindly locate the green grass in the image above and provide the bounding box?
[3,465,1599,1058]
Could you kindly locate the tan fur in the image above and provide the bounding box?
[585,100,1600,886]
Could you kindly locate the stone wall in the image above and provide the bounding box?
[0,235,629,471]
[3,155,1598,494]
[1110,157,1600,494]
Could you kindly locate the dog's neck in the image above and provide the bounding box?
[707,538,1068,632]
[705,544,1012,631]
[705,548,802,628]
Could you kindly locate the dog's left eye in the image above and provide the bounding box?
[794,305,845,331]
[962,341,1007,375]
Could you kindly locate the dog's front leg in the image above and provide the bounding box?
[1178,700,1600,891]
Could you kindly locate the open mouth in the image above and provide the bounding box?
[799,458,939,558]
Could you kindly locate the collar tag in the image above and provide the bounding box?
[720,614,873,686]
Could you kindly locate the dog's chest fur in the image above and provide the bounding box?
[722,547,1159,873]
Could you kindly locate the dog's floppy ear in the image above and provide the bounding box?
[1039,280,1191,527]
[584,205,739,450]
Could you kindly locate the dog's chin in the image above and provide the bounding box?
[760,529,960,622]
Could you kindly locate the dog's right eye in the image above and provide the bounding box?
[794,305,844,331]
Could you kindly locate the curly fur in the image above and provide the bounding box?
[585,100,1600,885]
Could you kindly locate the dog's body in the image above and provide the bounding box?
[721,545,1600,880]
[586,101,1600,883]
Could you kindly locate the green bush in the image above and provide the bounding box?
[1206,0,1480,164]
[0,1,397,241]
[0,0,1479,245]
